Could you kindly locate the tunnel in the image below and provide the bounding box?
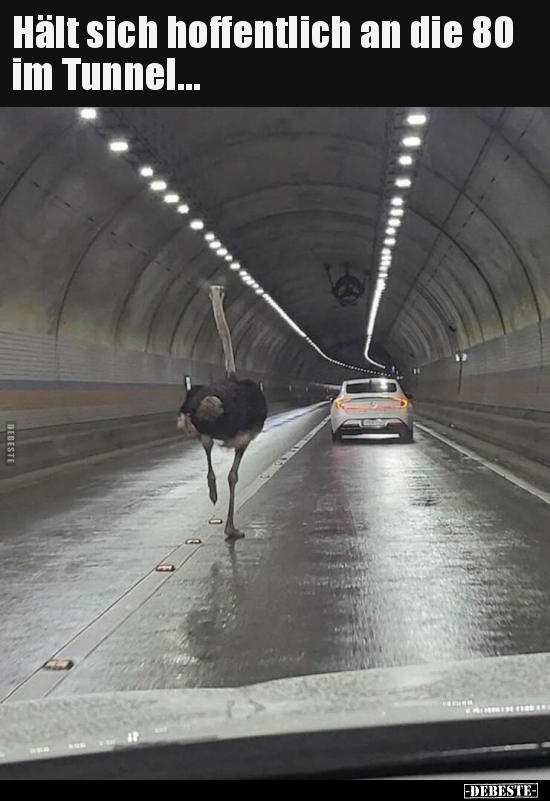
[0,107,549,717]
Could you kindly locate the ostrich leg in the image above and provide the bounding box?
[201,435,218,505]
[225,445,248,540]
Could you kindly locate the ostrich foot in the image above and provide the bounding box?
[225,527,245,542]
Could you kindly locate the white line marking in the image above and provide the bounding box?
[3,414,330,703]
[418,423,550,507]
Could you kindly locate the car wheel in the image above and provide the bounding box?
[401,425,414,443]
[332,431,342,444]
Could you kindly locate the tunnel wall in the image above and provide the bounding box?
[0,327,334,481]
[411,316,550,469]
[0,328,331,434]
[0,321,337,477]
[412,316,550,412]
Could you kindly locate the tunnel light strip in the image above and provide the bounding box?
[109,140,129,153]
[79,107,371,376]
[365,107,430,370]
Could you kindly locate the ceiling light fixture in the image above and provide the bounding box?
[110,140,129,153]
[365,106,430,369]
[407,113,428,126]
[80,106,369,378]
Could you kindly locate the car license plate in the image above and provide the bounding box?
[362,419,387,429]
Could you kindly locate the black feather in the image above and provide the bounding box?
[181,378,267,442]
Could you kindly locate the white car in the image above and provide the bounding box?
[331,378,414,443]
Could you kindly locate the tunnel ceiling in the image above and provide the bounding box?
[118,106,550,369]
[1,107,549,382]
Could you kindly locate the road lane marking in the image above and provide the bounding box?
[2,414,330,703]
[418,423,550,507]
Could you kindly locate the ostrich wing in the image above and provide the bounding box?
[195,396,225,423]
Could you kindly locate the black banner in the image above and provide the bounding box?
[1,12,540,105]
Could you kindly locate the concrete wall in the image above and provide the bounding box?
[0,327,332,480]
[412,317,550,413]
[0,329,329,433]
[411,316,550,471]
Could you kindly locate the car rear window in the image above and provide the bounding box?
[345,381,398,394]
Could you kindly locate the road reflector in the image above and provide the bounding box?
[156,565,176,573]
[44,659,74,672]
[209,518,223,525]
[186,538,203,545]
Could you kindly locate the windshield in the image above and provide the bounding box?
[1,103,549,777]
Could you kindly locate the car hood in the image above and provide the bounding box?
[2,652,550,764]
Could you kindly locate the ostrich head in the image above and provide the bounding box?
[177,385,204,436]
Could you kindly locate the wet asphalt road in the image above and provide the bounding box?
[0,403,549,700]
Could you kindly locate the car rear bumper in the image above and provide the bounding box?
[332,416,413,437]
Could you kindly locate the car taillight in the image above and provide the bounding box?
[377,398,410,410]
[335,396,410,412]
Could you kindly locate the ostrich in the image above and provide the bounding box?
[178,286,268,540]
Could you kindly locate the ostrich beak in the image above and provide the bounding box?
[177,413,198,438]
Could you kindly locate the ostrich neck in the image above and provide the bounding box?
[210,286,237,378]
